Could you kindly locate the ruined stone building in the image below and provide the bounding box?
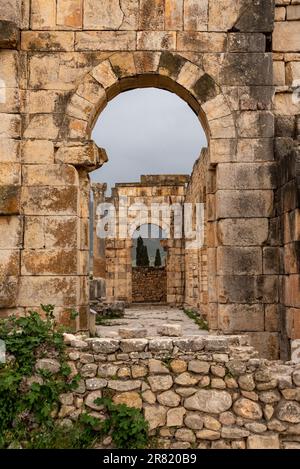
[0,1,299,360]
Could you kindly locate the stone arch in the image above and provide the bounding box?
[54,51,236,325]
[60,51,236,146]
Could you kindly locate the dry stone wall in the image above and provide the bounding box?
[51,333,300,449]
[132,267,167,303]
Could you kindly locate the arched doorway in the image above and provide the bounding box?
[131,223,167,304]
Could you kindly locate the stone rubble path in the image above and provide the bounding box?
[95,304,209,338]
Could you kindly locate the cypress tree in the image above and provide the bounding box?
[142,245,150,266]
[136,236,144,266]
[154,248,162,267]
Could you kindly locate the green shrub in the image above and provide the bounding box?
[0,306,149,449]
[96,398,149,449]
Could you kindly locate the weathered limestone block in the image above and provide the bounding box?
[196,429,220,440]
[217,163,276,190]
[216,190,273,218]
[165,0,183,30]
[0,163,20,186]
[173,337,204,352]
[217,246,262,275]
[0,216,22,249]
[35,358,60,374]
[175,428,196,443]
[167,407,186,427]
[237,138,274,163]
[286,62,300,86]
[273,21,300,52]
[22,164,78,187]
[177,32,226,52]
[31,0,56,29]
[247,434,280,449]
[158,324,182,337]
[113,391,142,409]
[228,33,266,52]
[84,0,124,30]
[0,0,21,25]
[0,20,19,49]
[208,0,240,31]
[0,276,18,307]
[157,390,181,407]
[149,338,173,351]
[0,250,19,278]
[75,31,136,51]
[170,359,187,373]
[233,398,263,420]
[23,115,59,140]
[18,276,79,307]
[148,375,173,392]
[273,61,285,86]
[21,249,78,276]
[137,31,176,51]
[21,140,54,164]
[184,0,208,31]
[234,0,274,32]
[217,218,269,246]
[55,142,107,169]
[0,186,20,214]
[212,53,273,86]
[218,275,278,305]
[85,390,103,410]
[57,0,82,29]
[21,32,74,52]
[139,0,164,30]
[120,339,148,352]
[119,327,147,339]
[237,112,274,138]
[184,390,232,413]
[219,304,264,333]
[0,114,20,139]
[0,50,19,88]
[21,186,78,216]
[188,360,210,374]
[108,380,141,392]
[24,216,77,249]
[144,404,167,430]
[175,372,199,386]
[0,139,20,163]
[184,412,204,430]
[148,359,169,374]
[276,401,300,423]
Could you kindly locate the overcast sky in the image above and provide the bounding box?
[91,88,207,193]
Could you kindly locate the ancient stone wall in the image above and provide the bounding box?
[272,1,300,359]
[103,176,187,304]
[132,267,167,303]
[54,333,300,449]
[0,0,299,359]
[184,148,209,319]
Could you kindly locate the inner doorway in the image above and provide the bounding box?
[131,224,167,304]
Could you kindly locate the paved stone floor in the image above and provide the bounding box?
[96,304,209,338]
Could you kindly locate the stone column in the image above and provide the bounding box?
[0,11,22,318]
[91,182,107,279]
